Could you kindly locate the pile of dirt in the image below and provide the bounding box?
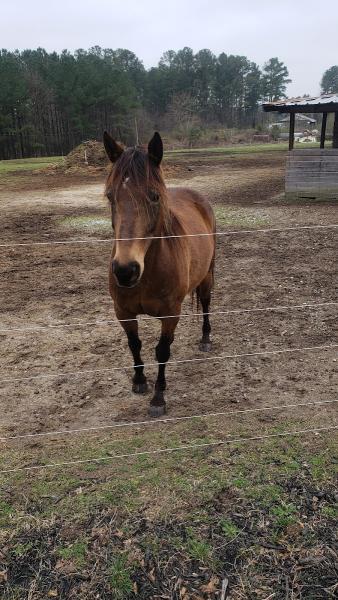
[32,140,110,177]
[64,140,109,172]
[62,140,185,178]
[31,140,192,180]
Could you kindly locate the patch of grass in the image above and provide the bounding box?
[0,499,13,525]
[110,553,134,598]
[57,215,111,233]
[248,483,284,507]
[321,505,338,518]
[219,518,239,539]
[186,529,212,562]
[31,475,80,496]
[12,541,34,557]
[165,141,317,156]
[0,499,13,516]
[58,540,88,566]
[232,474,250,489]
[214,206,270,228]
[271,502,297,530]
[0,156,64,173]
[308,453,333,482]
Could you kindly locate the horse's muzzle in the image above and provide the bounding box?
[112,260,141,288]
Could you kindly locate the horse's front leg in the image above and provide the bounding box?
[120,318,148,394]
[149,316,179,417]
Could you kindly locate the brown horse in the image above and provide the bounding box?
[103,131,216,416]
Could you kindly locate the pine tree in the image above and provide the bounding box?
[262,58,291,102]
[321,66,338,93]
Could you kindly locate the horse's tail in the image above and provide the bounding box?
[192,212,216,314]
[210,210,216,289]
[192,242,216,314]
[191,286,201,315]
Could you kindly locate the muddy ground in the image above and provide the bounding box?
[0,151,337,436]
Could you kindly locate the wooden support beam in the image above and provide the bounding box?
[289,113,295,150]
[320,112,327,148]
[333,112,338,149]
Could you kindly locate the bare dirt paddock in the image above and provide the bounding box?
[0,151,337,434]
[0,150,337,599]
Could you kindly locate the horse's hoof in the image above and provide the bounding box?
[148,404,166,417]
[199,341,212,352]
[132,382,148,394]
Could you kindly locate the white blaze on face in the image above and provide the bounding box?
[114,239,146,278]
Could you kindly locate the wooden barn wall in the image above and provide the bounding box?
[285,149,338,200]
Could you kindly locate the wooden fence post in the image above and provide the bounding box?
[333,112,338,148]
[289,113,295,150]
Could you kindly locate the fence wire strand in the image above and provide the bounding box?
[1,399,337,443]
[1,425,336,475]
[0,301,336,333]
[0,343,337,384]
[0,223,337,248]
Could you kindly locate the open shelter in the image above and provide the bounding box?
[263,94,338,200]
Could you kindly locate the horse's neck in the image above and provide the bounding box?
[158,202,174,236]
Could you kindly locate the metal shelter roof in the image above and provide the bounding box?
[263,93,338,113]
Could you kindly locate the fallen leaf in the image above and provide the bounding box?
[0,571,8,583]
[55,559,77,574]
[200,575,220,593]
[148,568,156,583]
[47,590,58,597]
[286,522,303,536]
[114,529,124,539]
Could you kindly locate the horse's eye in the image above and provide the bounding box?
[149,191,160,203]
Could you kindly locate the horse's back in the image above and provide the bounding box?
[167,187,215,292]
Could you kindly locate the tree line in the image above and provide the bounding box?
[0,45,328,160]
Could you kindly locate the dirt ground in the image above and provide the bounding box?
[0,149,337,599]
[0,150,337,437]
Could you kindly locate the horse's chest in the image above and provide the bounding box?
[139,286,175,316]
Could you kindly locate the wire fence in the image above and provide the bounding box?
[0,217,337,477]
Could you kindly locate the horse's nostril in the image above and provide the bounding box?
[112,261,141,286]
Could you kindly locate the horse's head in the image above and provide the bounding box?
[104,131,168,288]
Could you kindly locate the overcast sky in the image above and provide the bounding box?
[2,0,337,96]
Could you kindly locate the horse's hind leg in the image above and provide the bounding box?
[197,272,213,352]
[120,319,148,394]
[149,316,179,417]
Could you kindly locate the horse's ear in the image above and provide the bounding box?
[103,131,123,163]
[148,131,163,166]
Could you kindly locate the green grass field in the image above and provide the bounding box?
[0,156,64,174]
[166,141,318,155]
